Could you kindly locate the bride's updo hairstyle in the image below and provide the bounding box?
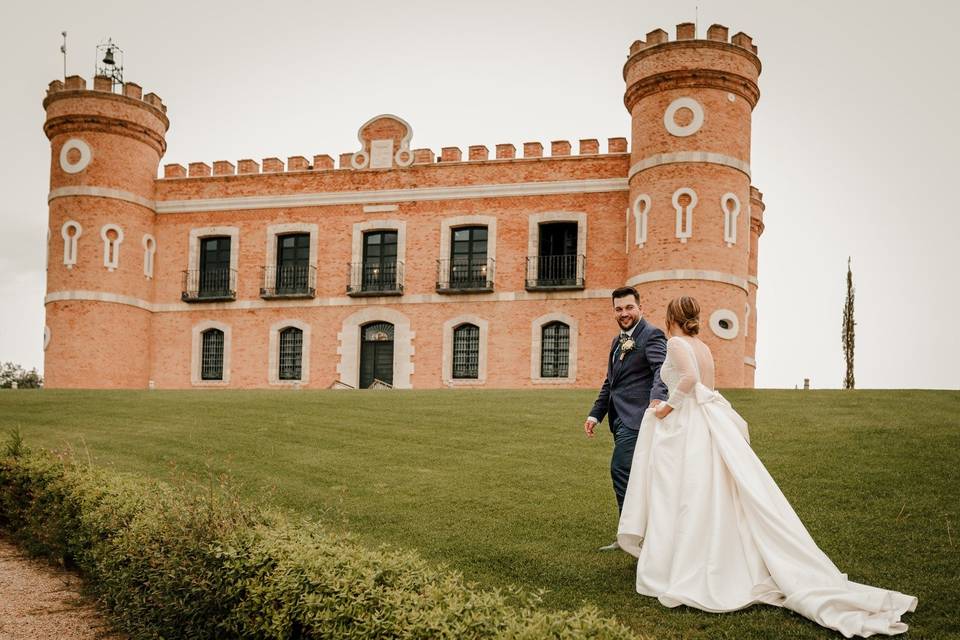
[666,296,701,336]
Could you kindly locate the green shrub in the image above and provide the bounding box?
[0,444,641,640]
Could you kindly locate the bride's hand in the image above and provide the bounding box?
[655,404,673,420]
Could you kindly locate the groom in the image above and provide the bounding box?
[584,286,667,549]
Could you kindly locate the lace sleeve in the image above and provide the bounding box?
[665,338,699,409]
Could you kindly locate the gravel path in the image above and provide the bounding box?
[0,539,125,640]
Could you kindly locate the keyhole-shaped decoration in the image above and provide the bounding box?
[143,234,157,279]
[633,194,651,248]
[744,302,751,337]
[61,220,82,269]
[100,224,124,272]
[721,192,741,247]
[672,188,697,243]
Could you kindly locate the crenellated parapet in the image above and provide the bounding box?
[623,23,761,113]
[160,115,628,179]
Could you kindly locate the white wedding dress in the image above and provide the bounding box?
[617,336,917,638]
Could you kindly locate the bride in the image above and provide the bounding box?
[617,296,916,637]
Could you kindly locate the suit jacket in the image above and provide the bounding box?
[589,318,668,432]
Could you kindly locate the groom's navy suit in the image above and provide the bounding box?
[589,318,668,513]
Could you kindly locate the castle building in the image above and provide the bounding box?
[42,23,765,390]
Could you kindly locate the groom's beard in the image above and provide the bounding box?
[618,316,639,331]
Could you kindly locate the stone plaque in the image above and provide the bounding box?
[370,139,394,169]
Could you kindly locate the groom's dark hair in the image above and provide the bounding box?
[611,286,640,305]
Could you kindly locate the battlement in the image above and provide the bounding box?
[162,136,628,179]
[46,75,167,114]
[628,23,757,56]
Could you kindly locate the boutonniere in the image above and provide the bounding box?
[619,338,636,361]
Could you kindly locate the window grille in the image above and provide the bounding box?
[452,323,479,379]
[279,327,303,380]
[541,322,570,378]
[201,329,224,380]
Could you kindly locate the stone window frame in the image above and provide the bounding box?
[100,224,124,272]
[721,192,741,247]
[191,320,232,386]
[530,311,578,384]
[351,219,406,282]
[268,319,311,385]
[265,222,319,280]
[188,226,240,278]
[442,314,489,386]
[337,307,414,389]
[142,234,156,279]
[632,195,650,248]
[439,215,497,277]
[526,211,587,260]
[61,220,82,269]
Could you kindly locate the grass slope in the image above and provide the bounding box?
[1,389,957,639]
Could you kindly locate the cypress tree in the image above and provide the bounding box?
[842,257,855,389]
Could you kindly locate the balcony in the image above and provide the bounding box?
[436,257,495,293]
[346,261,404,296]
[525,254,585,291]
[260,264,317,299]
[181,268,237,302]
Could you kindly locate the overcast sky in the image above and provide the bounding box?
[1,0,957,389]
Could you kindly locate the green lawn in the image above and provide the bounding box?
[1,389,957,639]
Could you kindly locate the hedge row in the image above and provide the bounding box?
[0,440,643,639]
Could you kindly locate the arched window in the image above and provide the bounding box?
[541,322,570,378]
[61,220,82,268]
[100,224,124,271]
[142,234,156,279]
[672,188,697,243]
[201,328,225,380]
[452,323,480,379]
[278,327,303,381]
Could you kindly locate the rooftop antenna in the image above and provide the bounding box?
[60,31,67,79]
[95,38,123,92]
[695,5,699,37]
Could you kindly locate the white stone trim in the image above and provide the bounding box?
[142,234,156,279]
[267,319,311,385]
[60,220,82,269]
[48,186,155,210]
[709,309,740,340]
[43,325,51,351]
[337,307,413,389]
[440,215,497,277]
[721,192,741,246]
[362,204,398,213]
[191,320,232,385]
[59,138,92,174]
[352,114,414,169]
[188,226,240,274]
[663,97,704,137]
[744,302,751,337]
[628,152,750,180]
[442,314,489,385]
[672,188,697,243]
[265,223,319,274]
[100,224,124,271]
[530,312,578,384]
[155,178,628,214]
[45,288,619,313]
[744,356,757,367]
[626,269,749,294]
[632,195,650,248]
[748,275,759,287]
[351,219,406,274]
[526,210,586,260]
[45,289,153,311]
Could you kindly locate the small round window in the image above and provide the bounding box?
[709,309,739,340]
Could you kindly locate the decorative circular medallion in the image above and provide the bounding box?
[59,138,92,174]
[394,148,413,167]
[727,93,736,102]
[709,309,740,340]
[663,97,705,137]
[350,150,370,170]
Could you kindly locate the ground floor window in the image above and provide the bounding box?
[541,322,570,378]
[278,327,303,380]
[201,329,224,380]
[452,323,480,379]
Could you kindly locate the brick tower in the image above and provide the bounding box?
[42,75,168,388]
[623,23,763,387]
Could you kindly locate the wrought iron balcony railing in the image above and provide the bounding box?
[260,264,317,299]
[182,268,237,302]
[436,257,495,293]
[346,261,404,296]
[525,254,585,290]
